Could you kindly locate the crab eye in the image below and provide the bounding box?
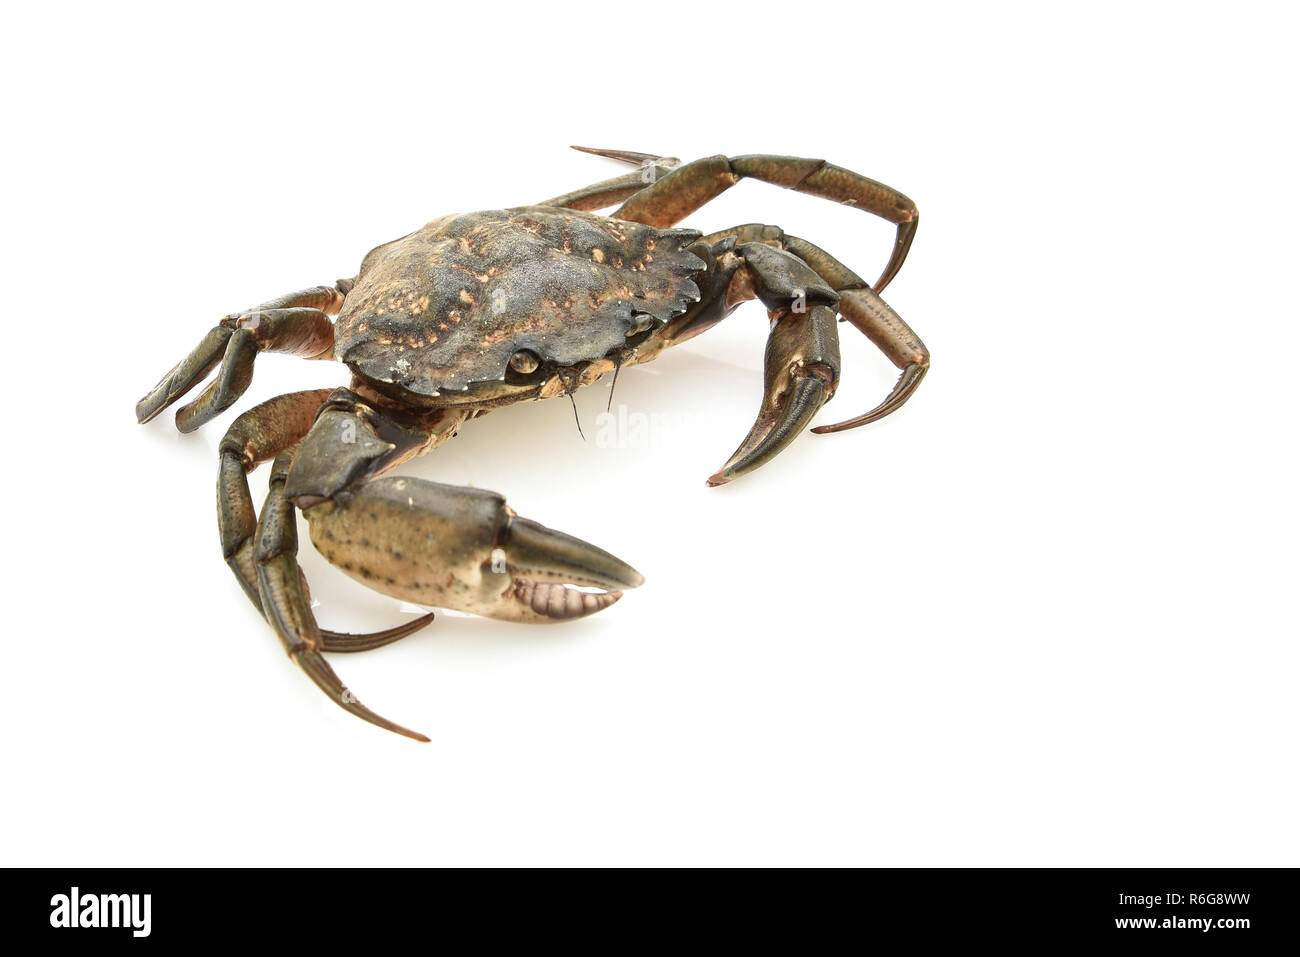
[626,313,655,337]
[509,349,540,374]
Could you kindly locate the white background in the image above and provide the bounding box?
[2,3,1295,866]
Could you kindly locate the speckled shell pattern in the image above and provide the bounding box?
[334,206,706,396]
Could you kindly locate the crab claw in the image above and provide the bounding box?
[303,477,643,625]
[708,303,841,486]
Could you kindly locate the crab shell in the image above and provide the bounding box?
[334,206,707,396]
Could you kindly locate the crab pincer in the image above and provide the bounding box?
[302,478,644,625]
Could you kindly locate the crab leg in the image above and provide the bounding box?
[657,228,921,478]
[813,290,928,433]
[218,391,434,647]
[137,283,349,432]
[708,303,841,486]
[688,227,930,433]
[254,446,431,742]
[778,234,929,433]
[576,148,918,293]
[702,241,842,485]
[568,146,670,166]
[539,147,682,211]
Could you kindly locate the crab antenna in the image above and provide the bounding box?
[560,369,585,441]
[606,355,622,413]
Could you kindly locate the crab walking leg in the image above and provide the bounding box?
[672,239,839,485]
[253,447,431,742]
[538,170,649,211]
[539,166,687,212]
[136,283,350,432]
[541,148,682,210]
[693,227,930,432]
[217,390,434,649]
[582,149,918,293]
[707,303,842,486]
[568,146,673,166]
[219,391,330,606]
[779,234,930,433]
[175,308,335,433]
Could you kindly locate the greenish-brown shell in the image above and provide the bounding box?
[335,206,705,395]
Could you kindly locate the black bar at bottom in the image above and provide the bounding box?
[6,867,1296,945]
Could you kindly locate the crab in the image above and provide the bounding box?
[136,147,929,740]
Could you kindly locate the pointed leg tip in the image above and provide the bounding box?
[398,611,437,635]
[810,417,872,435]
[569,145,672,167]
[135,393,166,424]
[372,714,430,743]
[358,713,430,743]
[386,721,432,743]
[319,611,436,653]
